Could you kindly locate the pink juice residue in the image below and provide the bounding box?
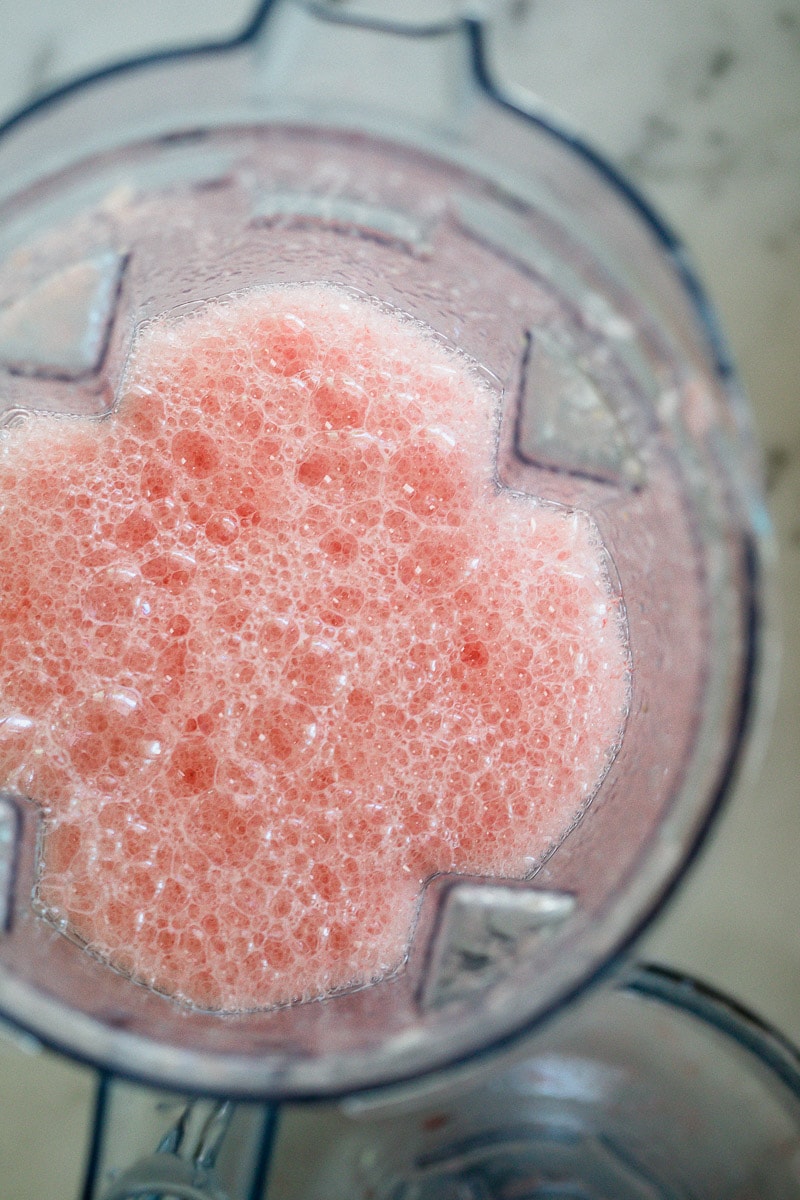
[0,285,629,1010]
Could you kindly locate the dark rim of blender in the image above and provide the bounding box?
[0,0,756,392]
[0,3,741,392]
[81,962,800,1120]
[0,1,766,1099]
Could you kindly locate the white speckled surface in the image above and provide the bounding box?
[0,3,798,1196]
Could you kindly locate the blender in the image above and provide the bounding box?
[0,1,781,1195]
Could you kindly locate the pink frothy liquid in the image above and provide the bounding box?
[0,285,628,1010]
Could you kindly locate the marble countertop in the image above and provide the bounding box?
[0,2,798,1196]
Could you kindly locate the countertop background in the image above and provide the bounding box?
[0,2,797,1196]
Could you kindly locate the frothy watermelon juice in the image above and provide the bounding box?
[0,285,629,1010]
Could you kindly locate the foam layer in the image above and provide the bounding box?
[0,285,629,1010]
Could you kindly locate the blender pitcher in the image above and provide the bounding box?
[0,0,769,1192]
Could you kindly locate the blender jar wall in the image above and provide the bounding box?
[0,0,767,1099]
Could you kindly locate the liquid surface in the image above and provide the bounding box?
[0,286,628,1010]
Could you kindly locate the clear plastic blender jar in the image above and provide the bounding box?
[0,0,768,1124]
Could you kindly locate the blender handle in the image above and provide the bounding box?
[102,1155,231,1200]
[82,1076,279,1200]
